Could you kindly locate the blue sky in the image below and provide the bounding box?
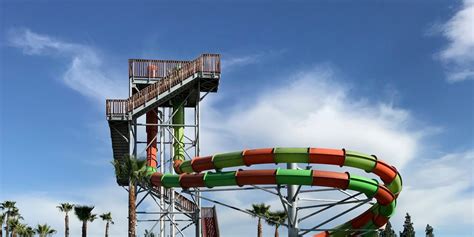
[1,0,473,236]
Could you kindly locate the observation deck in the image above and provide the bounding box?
[106,54,220,120]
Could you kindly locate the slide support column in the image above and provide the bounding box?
[195,86,202,237]
[172,101,185,237]
[287,163,299,237]
[173,100,185,163]
[158,109,165,237]
[146,109,158,170]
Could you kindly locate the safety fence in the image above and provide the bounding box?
[107,54,220,116]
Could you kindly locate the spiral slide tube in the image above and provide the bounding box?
[148,148,402,237]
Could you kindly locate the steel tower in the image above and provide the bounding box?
[106,54,220,237]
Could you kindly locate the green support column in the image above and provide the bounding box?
[173,99,185,162]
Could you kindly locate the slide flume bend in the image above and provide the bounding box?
[149,148,402,237]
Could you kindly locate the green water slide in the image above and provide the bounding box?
[149,147,402,236]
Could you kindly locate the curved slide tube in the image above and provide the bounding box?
[148,148,402,237]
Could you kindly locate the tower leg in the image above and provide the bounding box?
[195,88,201,237]
[287,163,299,237]
[159,109,165,237]
[170,107,176,237]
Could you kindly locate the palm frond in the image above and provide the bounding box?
[74,205,95,222]
[35,224,57,235]
[265,210,287,226]
[247,203,271,218]
[57,203,74,212]
[100,212,113,222]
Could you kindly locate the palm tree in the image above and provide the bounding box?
[25,226,35,237]
[247,203,271,237]
[0,213,5,237]
[35,224,57,237]
[13,222,26,237]
[57,203,74,237]
[99,212,114,237]
[8,218,21,237]
[112,155,147,237]
[15,223,35,237]
[7,208,23,237]
[9,207,22,219]
[1,200,17,237]
[265,210,287,237]
[74,205,97,237]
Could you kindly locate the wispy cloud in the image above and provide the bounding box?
[222,53,263,70]
[7,28,127,101]
[221,50,285,71]
[201,65,429,169]
[438,0,474,82]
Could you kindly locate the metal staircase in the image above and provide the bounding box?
[108,120,130,185]
[106,54,220,120]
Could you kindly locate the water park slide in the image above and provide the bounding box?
[107,54,402,236]
[148,148,402,237]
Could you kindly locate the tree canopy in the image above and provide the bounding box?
[400,213,415,237]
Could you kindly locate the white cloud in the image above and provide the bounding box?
[7,28,127,101]
[438,0,474,82]
[200,66,425,170]
[222,53,263,71]
[222,50,285,72]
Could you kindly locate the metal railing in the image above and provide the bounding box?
[106,99,129,116]
[129,59,190,78]
[107,54,220,117]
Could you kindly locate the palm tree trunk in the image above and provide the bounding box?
[274,225,279,237]
[12,230,17,237]
[129,180,136,237]
[5,213,9,237]
[0,227,2,237]
[82,220,87,237]
[105,222,109,237]
[257,218,262,237]
[66,213,70,237]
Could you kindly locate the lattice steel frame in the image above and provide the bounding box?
[123,78,204,237]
